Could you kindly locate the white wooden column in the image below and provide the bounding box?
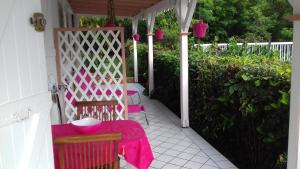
[147,13,155,95]
[61,0,73,28]
[62,4,68,28]
[287,0,300,168]
[68,13,73,27]
[74,14,80,27]
[175,0,197,127]
[132,19,139,83]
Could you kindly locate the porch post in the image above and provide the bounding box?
[175,0,197,127]
[179,33,189,127]
[132,19,139,83]
[74,14,80,27]
[147,13,155,95]
[287,1,300,168]
[61,1,68,28]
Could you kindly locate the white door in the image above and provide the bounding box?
[0,0,54,169]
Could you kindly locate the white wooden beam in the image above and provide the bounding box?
[289,0,300,14]
[147,13,155,95]
[175,0,197,32]
[62,11,67,28]
[179,34,189,128]
[59,0,73,14]
[183,0,197,32]
[67,13,73,27]
[77,14,132,20]
[147,13,155,33]
[287,2,300,169]
[175,0,197,128]
[74,14,80,27]
[132,19,139,82]
[132,19,138,34]
[134,0,173,19]
[59,0,73,28]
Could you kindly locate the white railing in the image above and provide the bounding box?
[195,42,293,61]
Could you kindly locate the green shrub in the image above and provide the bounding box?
[152,49,291,169]
[126,43,149,86]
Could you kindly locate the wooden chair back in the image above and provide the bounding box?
[75,100,118,121]
[54,133,121,169]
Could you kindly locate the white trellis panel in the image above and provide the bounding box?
[54,27,128,122]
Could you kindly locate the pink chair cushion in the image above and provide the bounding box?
[127,90,138,96]
[115,90,137,97]
[128,105,145,114]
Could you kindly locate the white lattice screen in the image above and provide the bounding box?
[55,27,128,122]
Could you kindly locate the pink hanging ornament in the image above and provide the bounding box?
[133,33,140,41]
[155,28,164,40]
[193,20,208,39]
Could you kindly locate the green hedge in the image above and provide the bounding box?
[126,43,149,86]
[152,50,291,169]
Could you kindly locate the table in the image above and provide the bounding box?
[52,120,154,169]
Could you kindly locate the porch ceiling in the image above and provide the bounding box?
[67,0,163,17]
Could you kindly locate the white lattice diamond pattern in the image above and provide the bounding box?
[57,28,127,122]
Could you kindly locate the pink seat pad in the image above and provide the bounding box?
[127,90,138,96]
[128,105,145,114]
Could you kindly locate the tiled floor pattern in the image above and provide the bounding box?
[123,95,238,169]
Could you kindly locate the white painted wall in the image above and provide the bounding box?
[0,0,54,169]
[41,0,75,125]
[42,0,60,84]
[41,0,64,125]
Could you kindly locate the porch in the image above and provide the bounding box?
[123,86,237,169]
[0,0,300,168]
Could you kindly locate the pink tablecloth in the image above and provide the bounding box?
[52,120,154,169]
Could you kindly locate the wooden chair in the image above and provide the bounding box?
[75,100,118,121]
[54,133,122,169]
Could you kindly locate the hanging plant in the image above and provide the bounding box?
[104,21,116,27]
[133,33,141,41]
[193,20,208,39]
[104,0,116,27]
[155,28,164,41]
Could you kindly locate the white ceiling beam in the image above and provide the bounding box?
[132,19,138,34]
[60,0,74,14]
[183,0,197,31]
[175,0,197,32]
[134,0,173,20]
[76,14,132,20]
[147,13,156,33]
[288,0,300,12]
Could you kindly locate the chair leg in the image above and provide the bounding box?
[144,111,149,126]
[129,93,141,105]
[130,95,134,104]
[137,93,141,105]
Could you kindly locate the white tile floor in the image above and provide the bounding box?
[123,94,238,169]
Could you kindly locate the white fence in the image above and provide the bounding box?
[195,42,293,61]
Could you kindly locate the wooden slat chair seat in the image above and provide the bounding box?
[54,133,122,169]
[75,100,118,121]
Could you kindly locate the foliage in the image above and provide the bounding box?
[196,0,293,42]
[80,17,134,41]
[151,49,291,169]
[154,11,180,50]
[80,0,293,44]
[126,43,149,85]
